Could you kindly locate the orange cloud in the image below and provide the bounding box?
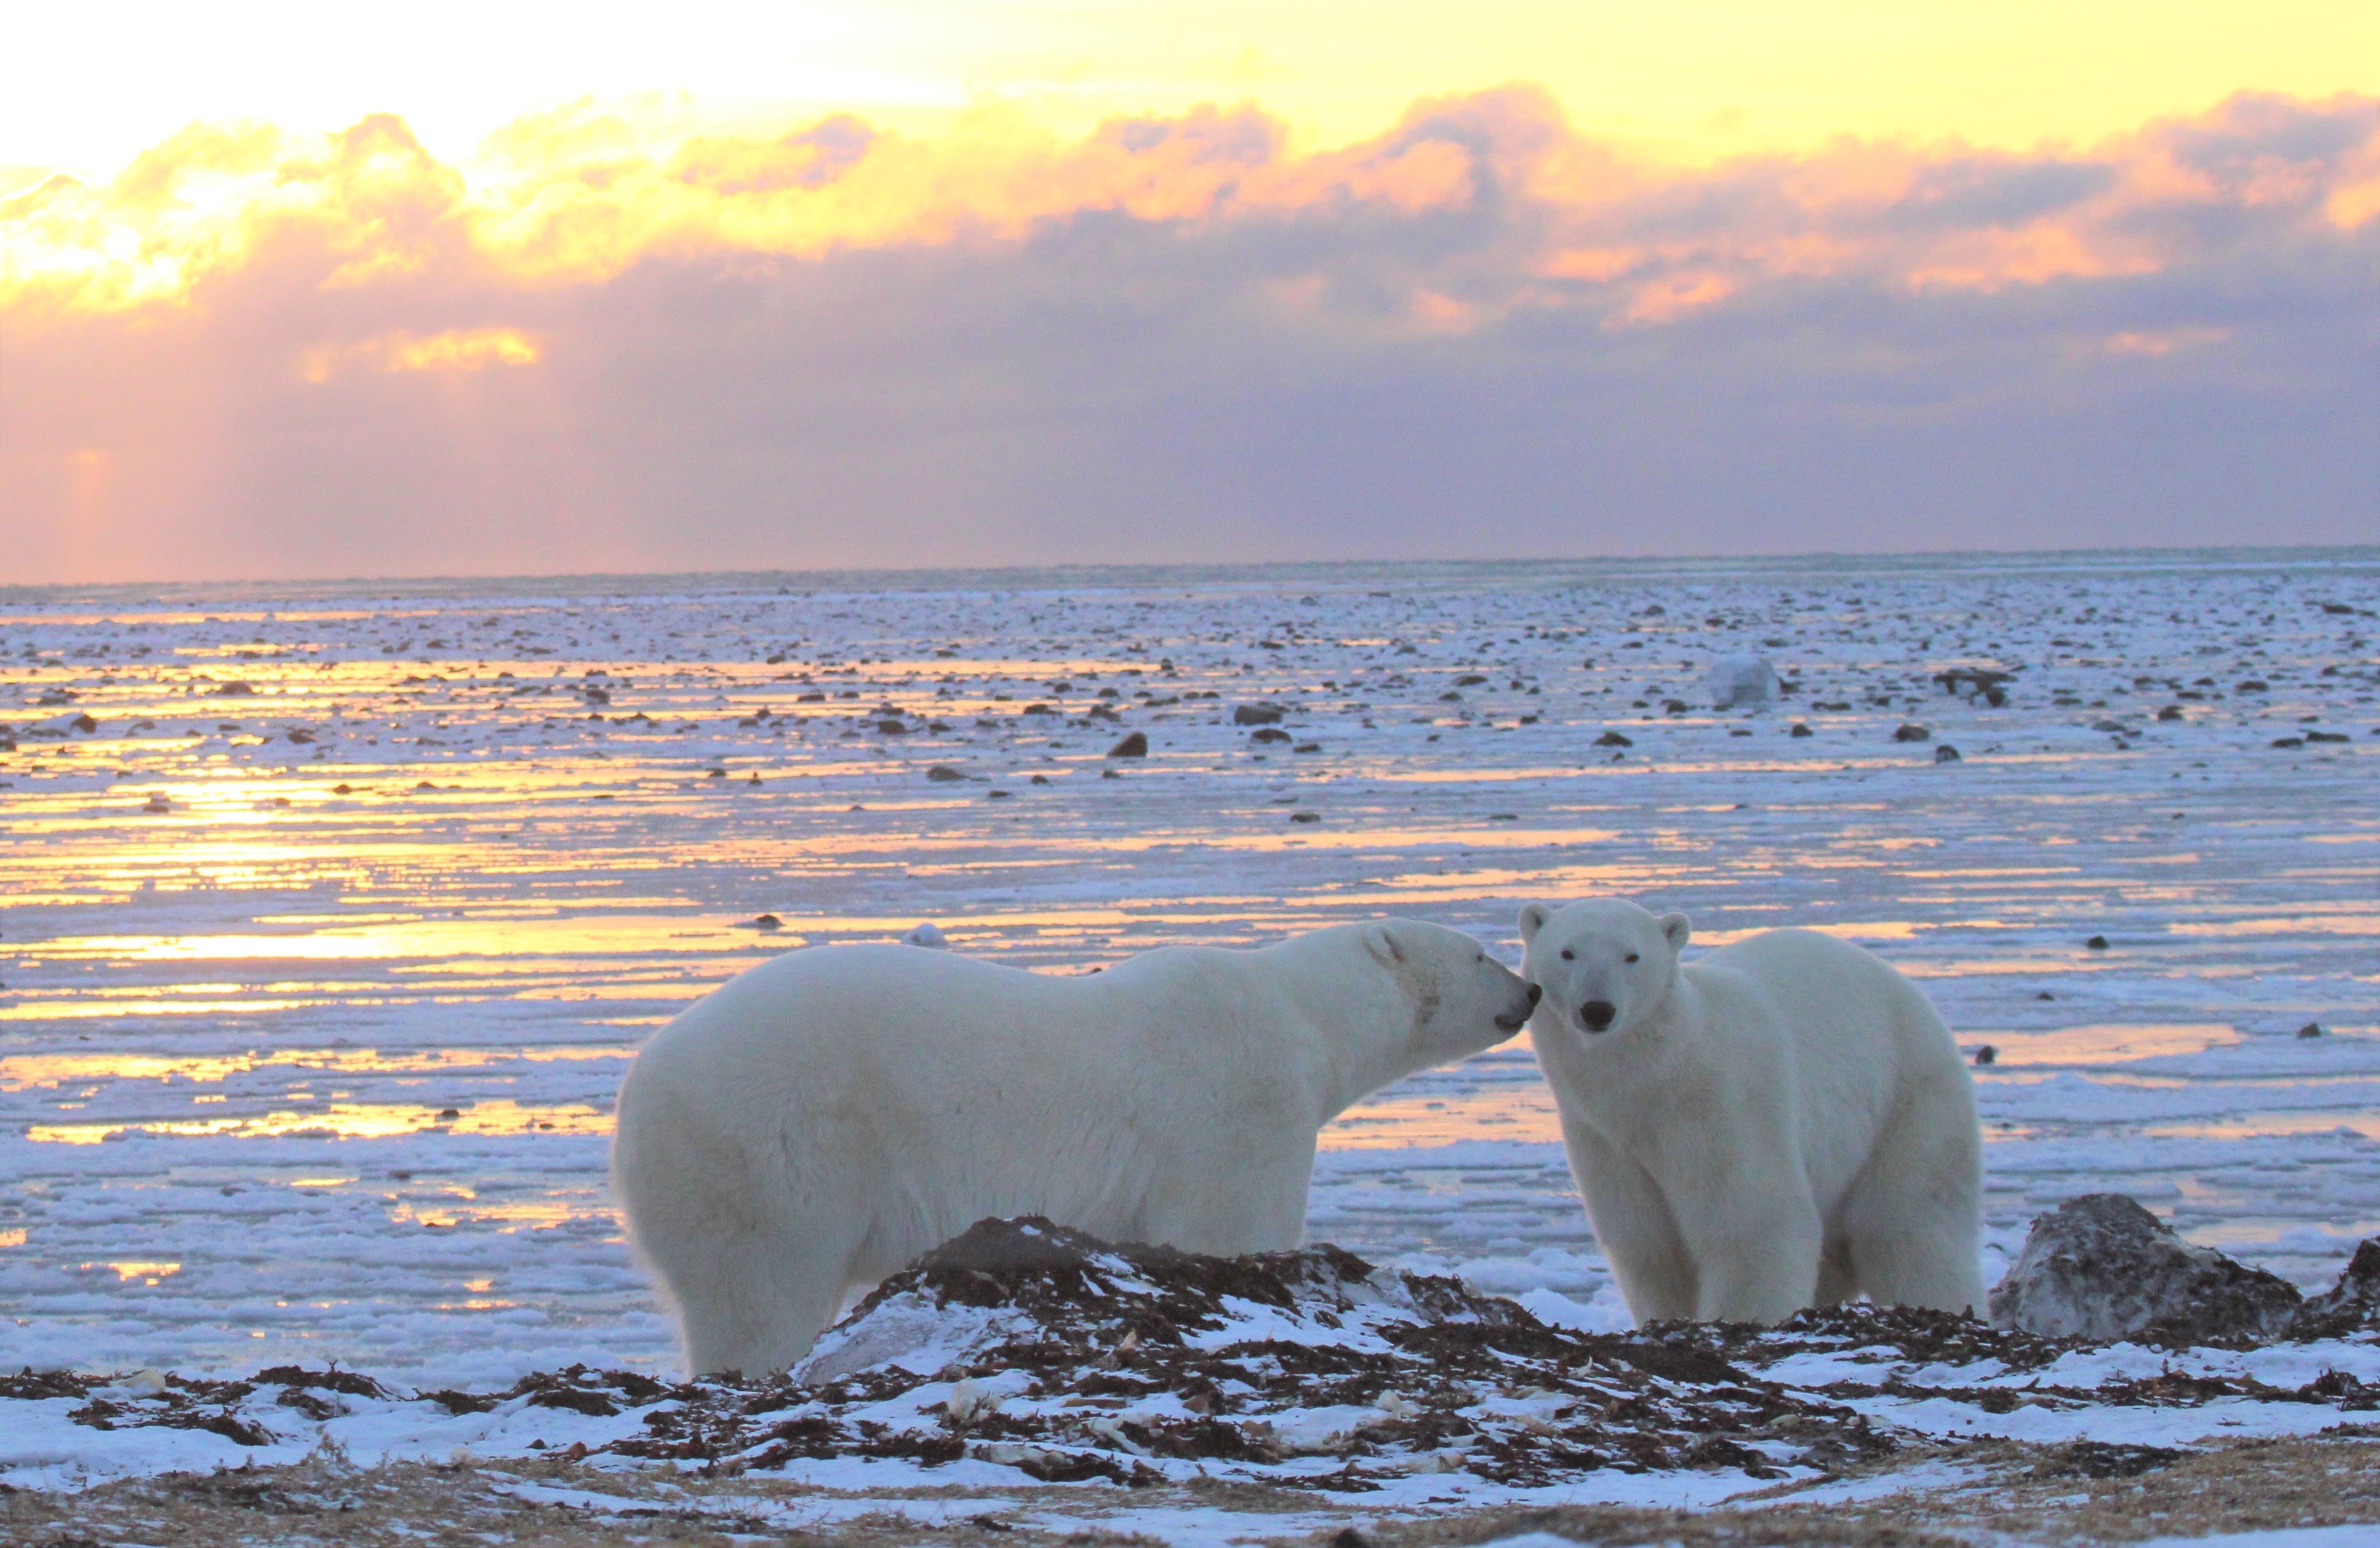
[299,326,544,381]
[2,87,2373,583]
[5,87,2374,331]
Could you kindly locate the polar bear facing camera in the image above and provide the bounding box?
[614,919,1540,1376]
[1519,898,1983,1325]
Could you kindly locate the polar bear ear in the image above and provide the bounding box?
[1516,902,1553,944]
[1363,922,1405,965]
[1658,912,1692,951]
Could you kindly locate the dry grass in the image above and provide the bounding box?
[9,1433,2380,1547]
[1346,1431,2380,1548]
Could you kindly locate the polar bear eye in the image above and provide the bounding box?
[1624,953,1639,963]
[1558,949,1573,960]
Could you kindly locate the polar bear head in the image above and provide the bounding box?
[1516,898,1690,1042]
[1331,919,1541,1078]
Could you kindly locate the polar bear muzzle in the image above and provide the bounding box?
[1496,982,1543,1032]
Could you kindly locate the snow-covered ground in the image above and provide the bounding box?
[1,549,2375,1393]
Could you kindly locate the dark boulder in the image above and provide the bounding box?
[2293,1239,2380,1339]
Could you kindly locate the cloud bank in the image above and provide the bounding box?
[3,88,2375,582]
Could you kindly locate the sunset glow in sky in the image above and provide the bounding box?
[3,2,2376,581]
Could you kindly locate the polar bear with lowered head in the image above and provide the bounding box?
[1519,898,1983,1325]
[614,920,1541,1375]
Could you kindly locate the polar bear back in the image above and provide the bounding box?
[621,942,1329,1249]
[1689,927,1968,1213]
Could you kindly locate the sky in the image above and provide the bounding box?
[1,2,2376,582]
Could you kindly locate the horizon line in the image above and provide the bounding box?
[6,542,2379,607]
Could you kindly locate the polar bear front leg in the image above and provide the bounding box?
[1564,1121,1697,1323]
[1673,1182,1824,1324]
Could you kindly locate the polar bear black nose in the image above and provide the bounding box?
[1579,999,1617,1032]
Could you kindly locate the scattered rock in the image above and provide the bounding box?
[1106,732,1148,758]
[2271,736,2305,749]
[1935,666,2015,705]
[1250,727,1291,744]
[2158,705,2184,721]
[1892,723,1931,742]
[1934,744,1962,763]
[1973,1045,1997,1066]
[2293,1238,2380,1338]
[751,914,784,931]
[1789,722,1814,737]
[2299,1021,2324,1039]
[1594,730,1634,747]
[902,923,948,949]
[1702,654,1781,710]
[926,765,967,782]
[2086,935,2109,950]
[1231,704,1286,725]
[1289,811,1320,824]
[1988,1193,2302,1345]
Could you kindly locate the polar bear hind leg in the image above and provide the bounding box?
[662,1201,861,1378]
[616,1093,870,1376]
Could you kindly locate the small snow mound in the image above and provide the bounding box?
[1703,654,1781,710]
[1989,1193,2301,1345]
[901,922,948,948]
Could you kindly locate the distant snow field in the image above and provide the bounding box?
[1,549,2375,1400]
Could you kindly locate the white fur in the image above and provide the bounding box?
[1518,898,1984,1325]
[614,919,1539,1375]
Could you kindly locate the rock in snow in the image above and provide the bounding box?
[1989,1193,2302,1345]
[2293,1238,2380,1338]
[1702,654,1781,710]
